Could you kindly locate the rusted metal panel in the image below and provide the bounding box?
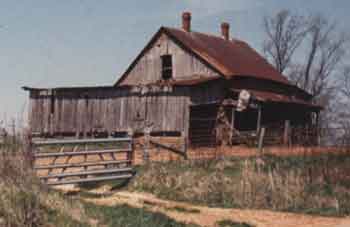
[231,88,322,109]
[163,27,290,85]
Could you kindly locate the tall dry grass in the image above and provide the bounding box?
[0,128,42,226]
[0,152,44,227]
[0,132,87,227]
[130,152,350,216]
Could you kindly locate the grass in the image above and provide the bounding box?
[3,132,350,225]
[84,202,199,227]
[129,151,350,216]
[0,166,87,227]
[0,145,201,226]
[45,207,88,227]
[0,133,201,227]
[0,152,201,227]
[217,219,254,227]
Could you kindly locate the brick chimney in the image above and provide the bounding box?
[182,12,191,32]
[221,22,230,40]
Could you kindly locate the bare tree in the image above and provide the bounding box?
[341,66,350,99]
[263,11,347,103]
[264,11,349,146]
[300,16,346,100]
[337,67,350,145]
[263,10,308,74]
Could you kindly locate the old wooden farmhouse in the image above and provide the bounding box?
[23,12,322,147]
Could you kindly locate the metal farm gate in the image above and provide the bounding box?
[32,138,134,186]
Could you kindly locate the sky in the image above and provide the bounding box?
[1,0,350,127]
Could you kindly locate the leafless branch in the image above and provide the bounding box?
[263,11,348,101]
[302,15,346,98]
[340,66,350,99]
[263,10,308,74]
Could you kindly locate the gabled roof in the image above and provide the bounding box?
[115,27,290,86]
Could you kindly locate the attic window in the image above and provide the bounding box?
[161,55,172,80]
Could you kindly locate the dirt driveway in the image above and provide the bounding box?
[83,190,350,227]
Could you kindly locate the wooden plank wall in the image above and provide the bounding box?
[119,33,220,86]
[27,81,226,137]
[28,87,191,136]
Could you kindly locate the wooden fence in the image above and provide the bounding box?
[32,138,135,186]
[189,124,323,148]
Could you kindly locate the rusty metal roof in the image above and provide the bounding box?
[22,75,219,93]
[115,27,292,87]
[163,27,290,85]
[22,85,116,92]
[231,88,322,109]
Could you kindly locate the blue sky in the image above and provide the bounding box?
[1,0,349,127]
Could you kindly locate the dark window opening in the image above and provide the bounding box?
[50,94,55,114]
[161,55,172,80]
[235,109,259,131]
[135,110,143,120]
[84,94,89,107]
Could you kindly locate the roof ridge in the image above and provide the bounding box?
[163,26,246,44]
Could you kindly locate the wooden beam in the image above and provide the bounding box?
[34,148,131,158]
[46,174,133,186]
[33,137,132,146]
[283,120,290,146]
[258,127,265,154]
[231,107,235,145]
[40,167,133,179]
[316,111,321,146]
[35,160,131,170]
[256,106,262,133]
[181,132,188,160]
[150,140,186,158]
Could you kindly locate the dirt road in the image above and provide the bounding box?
[83,191,350,227]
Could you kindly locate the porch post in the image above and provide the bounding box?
[283,120,290,146]
[256,105,262,133]
[230,107,235,145]
[316,111,321,146]
[258,127,266,154]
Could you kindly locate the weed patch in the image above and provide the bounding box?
[84,202,199,227]
[129,152,350,216]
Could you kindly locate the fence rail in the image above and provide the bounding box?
[33,137,132,145]
[32,137,135,186]
[189,125,350,148]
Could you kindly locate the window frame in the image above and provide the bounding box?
[161,54,173,80]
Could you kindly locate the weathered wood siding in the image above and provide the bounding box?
[29,90,51,135]
[119,33,220,86]
[28,87,190,136]
[28,81,226,137]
